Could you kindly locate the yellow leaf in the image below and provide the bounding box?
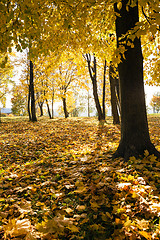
[136,219,149,230]
[76,205,86,211]
[106,212,112,219]
[65,208,74,214]
[117,2,122,10]
[115,218,121,224]
[128,175,134,181]
[139,231,152,240]
[124,217,132,227]
[36,202,44,206]
[144,150,149,157]
[0,198,5,202]
[3,218,32,238]
[132,192,138,199]
[90,200,99,209]
[74,186,87,194]
[67,225,79,232]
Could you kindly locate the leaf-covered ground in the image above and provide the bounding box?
[0,116,160,240]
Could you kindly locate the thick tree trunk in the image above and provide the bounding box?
[30,60,37,122]
[62,97,69,118]
[113,0,160,160]
[109,63,120,124]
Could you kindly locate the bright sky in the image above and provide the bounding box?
[144,85,160,106]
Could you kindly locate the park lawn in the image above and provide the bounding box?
[0,115,160,240]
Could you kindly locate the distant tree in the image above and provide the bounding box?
[11,85,27,115]
[150,93,160,113]
[0,53,13,107]
[84,54,107,121]
[55,52,86,118]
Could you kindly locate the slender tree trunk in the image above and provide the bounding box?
[38,102,44,116]
[62,97,69,118]
[27,54,31,121]
[30,60,37,122]
[51,95,54,118]
[115,77,121,115]
[28,86,32,121]
[86,54,104,121]
[109,63,120,124]
[102,60,106,120]
[46,99,52,119]
[113,0,160,160]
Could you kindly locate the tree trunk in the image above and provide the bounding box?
[38,102,44,116]
[51,95,54,119]
[86,54,104,121]
[102,60,106,120]
[30,60,37,122]
[113,0,160,160]
[46,99,52,119]
[109,62,120,124]
[27,86,32,121]
[115,77,121,115]
[62,97,69,118]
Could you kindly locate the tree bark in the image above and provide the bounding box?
[109,62,120,124]
[51,95,54,118]
[86,54,105,121]
[27,84,32,121]
[29,60,37,122]
[45,99,51,119]
[62,97,69,118]
[38,102,44,116]
[115,77,121,115]
[102,60,106,120]
[113,0,160,160]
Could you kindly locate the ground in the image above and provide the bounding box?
[0,115,160,239]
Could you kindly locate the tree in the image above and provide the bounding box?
[84,54,107,121]
[33,56,56,119]
[0,53,13,107]
[11,85,27,115]
[1,0,160,159]
[109,62,120,124]
[150,93,160,113]
[28,60,37,122]
[54,51,87,118]
[113,0,160,160]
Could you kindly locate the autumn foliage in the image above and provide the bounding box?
[0,116,160,240]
